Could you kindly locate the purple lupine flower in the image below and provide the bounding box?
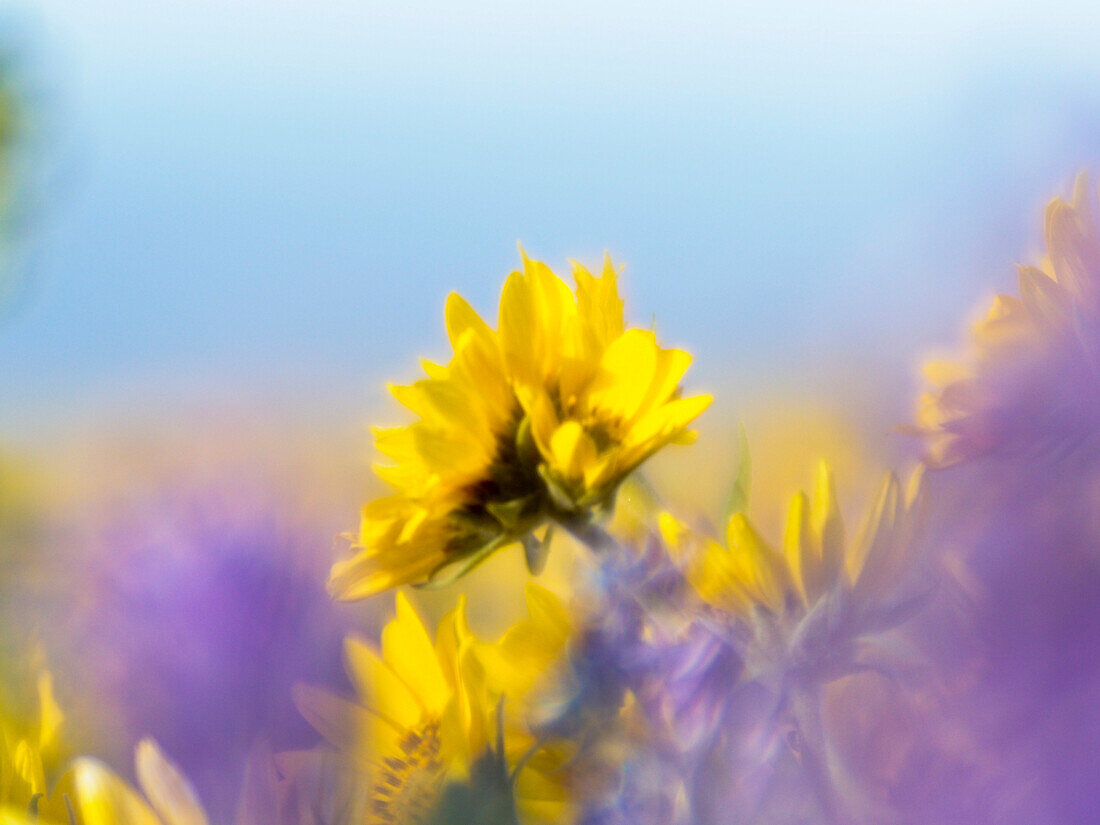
[555,533,752,825]
[35,458,359,822]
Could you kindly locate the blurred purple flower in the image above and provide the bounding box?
[556,535,755,825]
[41,472,356,821]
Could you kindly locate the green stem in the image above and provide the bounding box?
[559,517,619,555]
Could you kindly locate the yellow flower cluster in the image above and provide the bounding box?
[329,251,711,598]
[0,671,212,825]
[318,249,940,822]
[295,586,572,825]
[661,463,925,625]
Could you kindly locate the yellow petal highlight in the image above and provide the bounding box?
[134,740,208,825]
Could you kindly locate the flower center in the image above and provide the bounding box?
[368,721,444,825]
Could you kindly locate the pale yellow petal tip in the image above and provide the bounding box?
[784,489,809,525]
[134,737,157,762]
[443,290,464,312]
[35,671,63,750]
[522,582,571,633]
[657,511,685,547]
[922,359,969,387]
[1072,170,1090,208]
[671,428,699,446]
[452,592,469,631]
[725,511,752,541]
[133,739,168,792]
[813,460,836,501]
[393,589,418,624]
[523,579,552,604]
[72,756,107,795]
[567,257,591,277]
[342,633,375,663]
[326,560,388,602]
[905,463,927,508]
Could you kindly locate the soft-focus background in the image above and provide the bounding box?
[4,0,1100,820]
[8,0,1100,432]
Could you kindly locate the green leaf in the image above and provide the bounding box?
[428,706,518,825]
[426,749,519,825]
[722,423,752,519]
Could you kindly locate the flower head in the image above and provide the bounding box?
[295,586,572,825]
[664,462,927,685]
[917,174,1100,465]
[644,464,930,822]
[330,250,711,598]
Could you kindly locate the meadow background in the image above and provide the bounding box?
[3,1,1100,821]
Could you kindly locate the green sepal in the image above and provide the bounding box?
[486,495,539,530]
[522,527,552,576]
[427,699,519,825]
[537,464,579,514]
[514,414,543,472]
[721,423,752,520]
[426,751,519,825]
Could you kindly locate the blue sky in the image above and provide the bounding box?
[5,0,1100,436]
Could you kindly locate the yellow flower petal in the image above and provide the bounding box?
[74,758,163,825]
[782,491,817,605]
[811,461,845,588]
[726,513,790,613]
[134,740,208,825]
[343,637,422,731]
[382,593,451,716]
[549,422,598,482]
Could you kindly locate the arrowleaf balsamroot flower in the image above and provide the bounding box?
[73,738,210,825]
[330,251,711,598]
[658,463,929,822]
[294,586,573,825]
[917,174,1100,465]
[662,462,928,684]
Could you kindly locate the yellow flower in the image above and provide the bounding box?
[295,586,572,825]
[917,174,1100,465]
[331,250,711,598]
[71,738,208,825]
[663,463,926,677]
[0,671,64,819]
[0,683,208,825]
[661,464,930,821]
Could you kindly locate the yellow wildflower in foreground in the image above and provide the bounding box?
[295,586,572,825]
[331,251,711,598]
[0,671,64,818]
[663,463,927,680]
[917,174,1100,465]
[73,739,209,825]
